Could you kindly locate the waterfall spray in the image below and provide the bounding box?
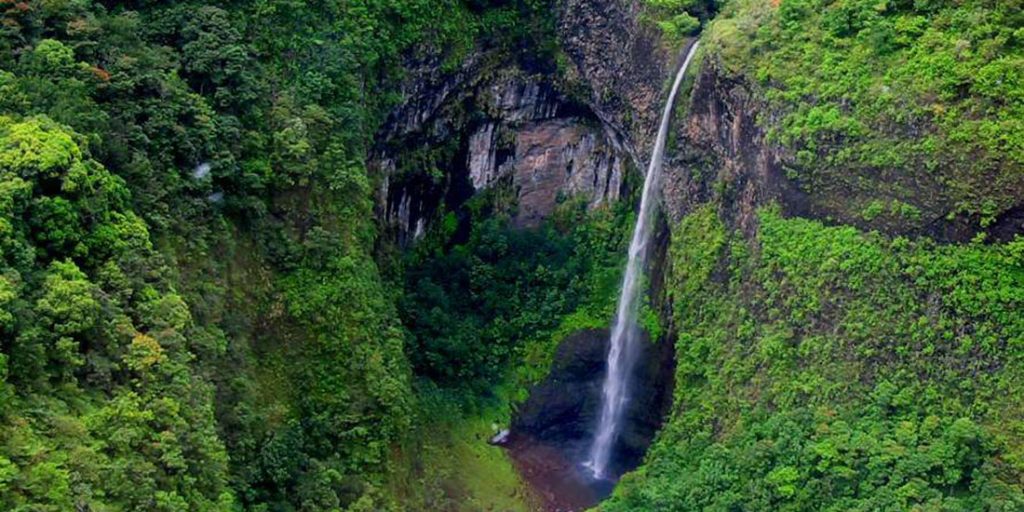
[584,40,701,481]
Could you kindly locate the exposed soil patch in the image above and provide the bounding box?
[506,433,608,512]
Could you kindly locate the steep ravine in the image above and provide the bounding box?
[375,0,1024,509]
[383,0,1024,508]
[8,0,1022,510]
[364,21,806,512]
[370,0,692,508]
[504,208,678,511]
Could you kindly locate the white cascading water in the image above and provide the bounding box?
[584,41,701,481]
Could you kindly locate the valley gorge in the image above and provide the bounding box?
[1,0,1023,511]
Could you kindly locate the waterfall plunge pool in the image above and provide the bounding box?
[502,328,674,511]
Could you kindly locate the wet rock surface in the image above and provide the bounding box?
[371,0,691,246]
[466,114,626,228]
[506,118,625,228]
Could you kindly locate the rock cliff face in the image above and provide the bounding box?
[557,0,673,163]
[371,0,691,244]
[373,59,632,243]
[375,0,1024,246]
[552,0,792,237]
[557,1,1024,244]
[663,60,808,236]
[466,107,627,228]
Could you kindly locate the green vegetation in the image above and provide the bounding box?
[0,0,562,510]
[606,3,1024,506]
[702,0,1024,229]
[642,0,721,42]
[391,386,533,511]
[4,0,1024,510]
[399,194,631,396]
[604,205,1024,511]
[0,113,234,510]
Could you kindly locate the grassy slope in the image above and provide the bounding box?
[389,387,534,512]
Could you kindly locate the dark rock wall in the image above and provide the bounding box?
[509,327,675,478]
[370,0,687,245]
[663,60,808,236]
[557,0,674,164]
[467,110,627,229]
[372,60,633,244]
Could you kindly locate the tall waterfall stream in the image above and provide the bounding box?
[584,40,701,481]
[502,41,701,511]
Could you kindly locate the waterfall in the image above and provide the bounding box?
[584,41,701,481]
